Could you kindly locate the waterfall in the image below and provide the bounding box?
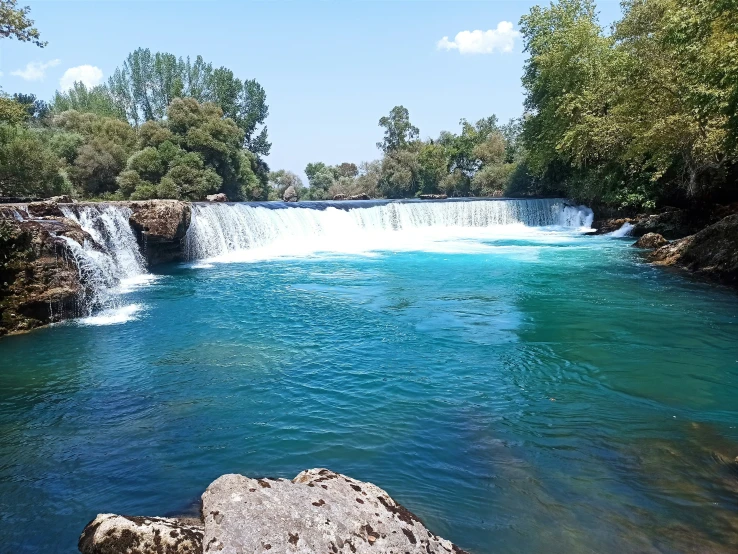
[60,205,150,315]
[184,198,594,261]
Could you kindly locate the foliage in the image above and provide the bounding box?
[377,106,419,153]
[116,98,265,201]
[51,83,126,120]
[517,0,738,208]
[268,169,303,200]
[0,124,66,197]
[0,0,45,47]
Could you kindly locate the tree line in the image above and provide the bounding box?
[3,0,737,209]
[1,41,271,200]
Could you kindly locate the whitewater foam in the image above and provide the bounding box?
[184,199,594,264]
[77,304,144,326]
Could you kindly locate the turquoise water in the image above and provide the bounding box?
[1,223,738,552]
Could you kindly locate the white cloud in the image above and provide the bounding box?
[10,59,61,81]
[59,65,104,90]
[437,21,520,54]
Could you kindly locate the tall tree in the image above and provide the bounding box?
[377,106,419,153]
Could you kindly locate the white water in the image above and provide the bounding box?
[184,198,594,263]
[60,205,152,321]
[610,222,635,237]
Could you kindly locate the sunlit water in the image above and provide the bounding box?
[1,202,737,553]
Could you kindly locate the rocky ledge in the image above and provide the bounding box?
[0,208,90,335]
[79,469,469,554]
[648,214,738,286]
[0,199,192,335]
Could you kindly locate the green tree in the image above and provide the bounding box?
[0,0,45,47]
[0,125,65,197]
[268,169,303,200]
[51,82,125,119]
[377,106,419,153]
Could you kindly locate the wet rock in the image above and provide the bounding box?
[129,200,191,265]
[633,233,668,249]
[593,218,634,235]
[202,468,469,554]
[419,194,447,200]
[205,193,228,202]
[0,215,89,335]
[283,185,298,202]
[78,514,203,554]
[27,200,64,218]
[650,214,738,286]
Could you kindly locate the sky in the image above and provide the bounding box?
[0,0,623,181]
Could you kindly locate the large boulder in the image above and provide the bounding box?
[283,185,298,202]
[78,514,203,554]
[128,200,191,265]
[650,214,738,285]
[633,233,668,249]
[205,193,228,202]
[201,469,469,554]
[419,194,447,200]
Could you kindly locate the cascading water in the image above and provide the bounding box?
[59,205,150,318]
[184,198,594,261]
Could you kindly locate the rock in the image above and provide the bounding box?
[631,209,711,240]
[78,514,203,554]
[27,200,64,218]
[283,185,298,202]
[205,193,228,202]
[593,218,634,235]
[202,469,469,554]
[49,195,73,204]
[650,214,738,286]
[333,194,371,201]
[128,200,191,265]
[0,213,89,335]
[633,233,668,249]
[419,194,447,200]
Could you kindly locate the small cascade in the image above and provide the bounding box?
[610,222,635,237]
[184,198,594,261]
[59,205,149,314]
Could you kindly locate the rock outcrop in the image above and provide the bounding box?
[78,469,468,554]
[333,193,372,201]
[79,514,203,554]
[128,200,191,265]
[419,194,448,200]
[283,186,298,202]
[0,208,88,335]
[593,217,634,235]
[205,193,228,202]
[633,233,668,249]
[650,214,738,286]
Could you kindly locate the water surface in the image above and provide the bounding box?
[1,204,737,553]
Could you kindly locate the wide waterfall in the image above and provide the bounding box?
[59,205,150,316]
[184,198,594,261]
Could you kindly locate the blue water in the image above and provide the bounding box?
[1,228,738,553]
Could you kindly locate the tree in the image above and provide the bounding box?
[106,48,270,155]
[0,0,45,47]
[377,106,419,153]
[0,125,65,197]
[51,82,125,119]
[117,98,264,201]
[12,93,48,120]
[304,162,335,200]
[268,169,303,200]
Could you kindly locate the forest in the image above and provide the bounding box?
[1,0,737,210]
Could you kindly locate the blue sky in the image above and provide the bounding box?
[0,0,623,180]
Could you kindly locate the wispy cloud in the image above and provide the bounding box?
[437,22,520,54]
[60,65,104,90]
[11,59,61,81]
